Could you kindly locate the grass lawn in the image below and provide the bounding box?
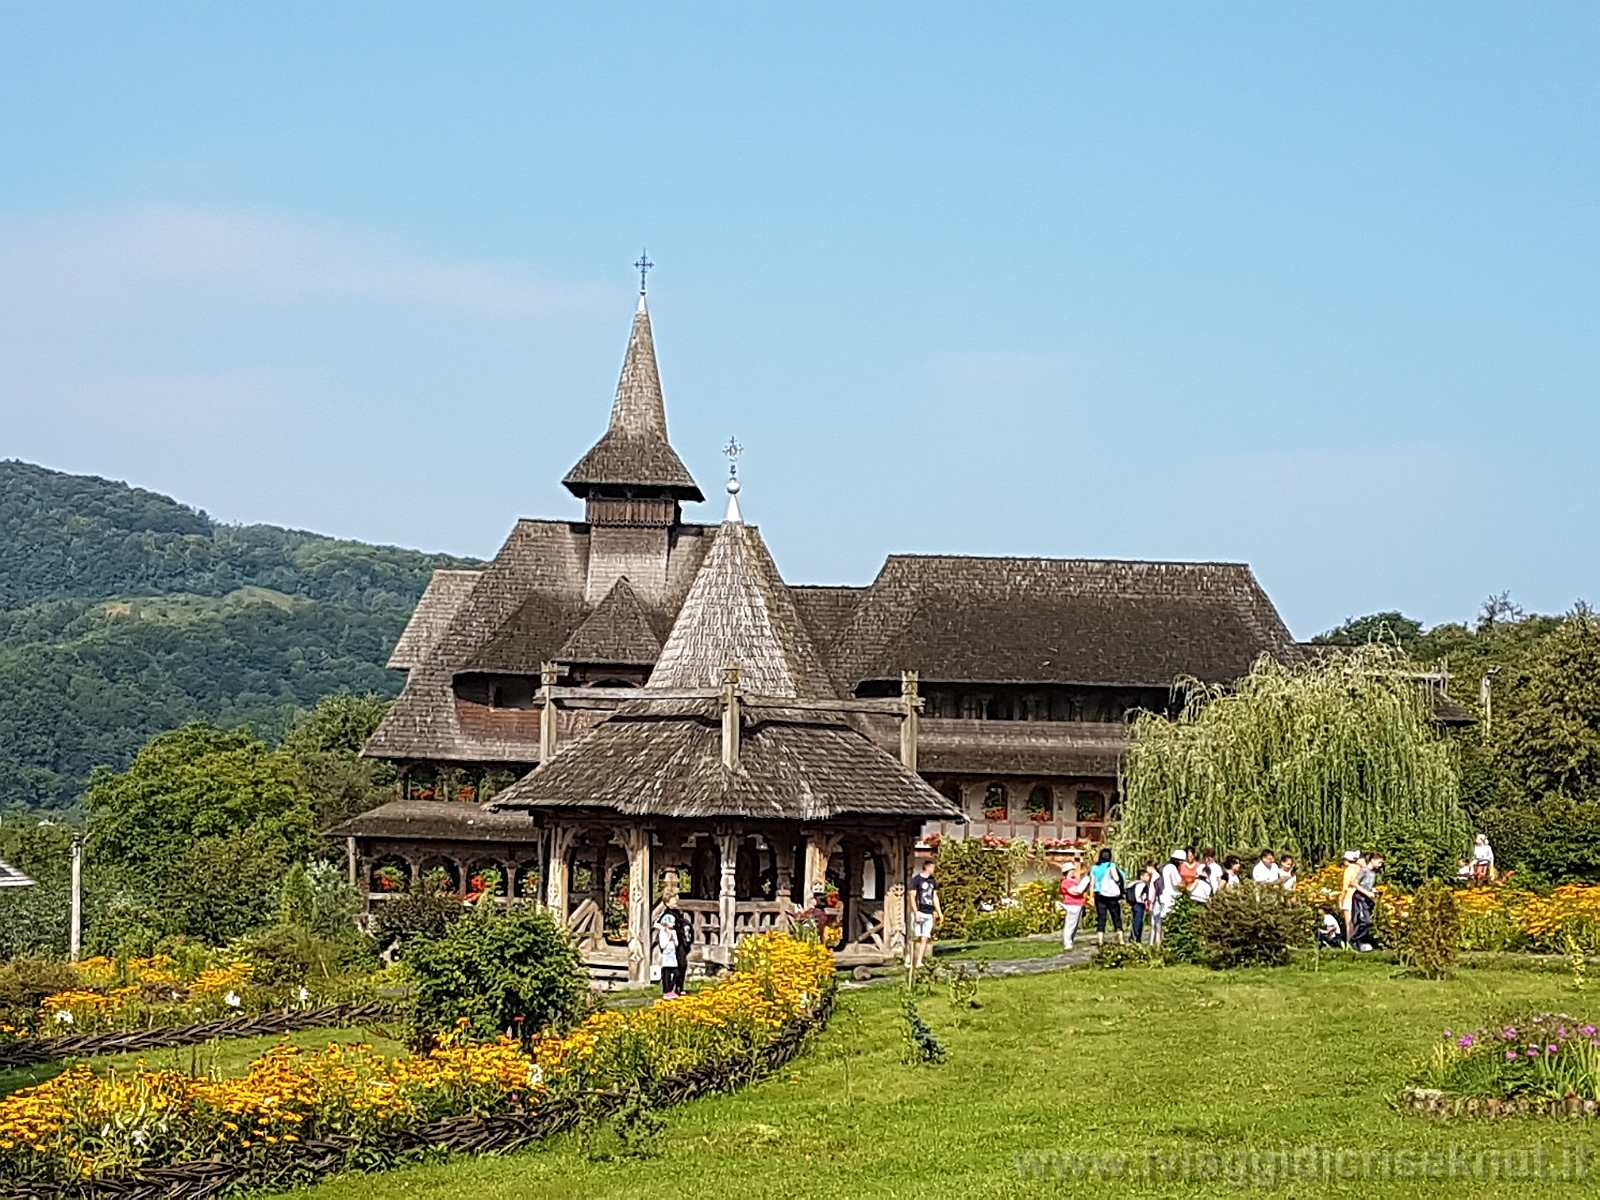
[268,957,1600,1199]
[934,935,1070,961]
[0,1021,408,1098]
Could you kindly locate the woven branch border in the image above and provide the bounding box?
[0,1004,391,1071]
[2,990,835,1200]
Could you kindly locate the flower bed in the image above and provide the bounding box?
[1407,1010,1600,1117]
[0,933,835,1195]
[1,955,376,1047]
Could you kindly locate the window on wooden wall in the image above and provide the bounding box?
[983,784,1008,821]
[1026,786,1053,822]
[1075,790,1105,822]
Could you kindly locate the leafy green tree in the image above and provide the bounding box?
[1313,611,1425,651]
[86,722,316,874]
[280,692,396,828]
[1491,609,1600,805]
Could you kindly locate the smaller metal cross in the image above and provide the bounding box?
[634,249,653,295]
[723,436,743,477]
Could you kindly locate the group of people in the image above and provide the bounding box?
[1315,849,1386,952]
[1058,846,1302,949]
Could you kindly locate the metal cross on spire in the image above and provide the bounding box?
[723,436,743,477]
[634,249,653,295]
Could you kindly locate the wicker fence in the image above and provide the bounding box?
[1,992,834,1200]
[0,1004,391,1071]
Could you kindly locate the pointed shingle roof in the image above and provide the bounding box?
[563,297,703,501]
[555,577,662,665]
[648,513,837,700]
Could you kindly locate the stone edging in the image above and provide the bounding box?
[1403,1087,1600,1118]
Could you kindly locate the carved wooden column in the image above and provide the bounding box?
[545,826,576,922]
[619,825,653,985]
[716,831,740,951]
[881,833,908,956]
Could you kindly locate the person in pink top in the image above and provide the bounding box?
[1060,859,1092,950]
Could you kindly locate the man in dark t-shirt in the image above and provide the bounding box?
[909,860,942,968]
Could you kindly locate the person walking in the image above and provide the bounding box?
[1339,850,1362,943]
[1153,850,1186,944]
[655,909,686,999]
[1351,853,1382,951]
[1060,859,1092,950]
[1130,865,1154,944]
[1089,848,1127,945]
[910,859,942,969]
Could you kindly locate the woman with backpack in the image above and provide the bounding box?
[1060,859,1092,950]
[1089,847,1127,946]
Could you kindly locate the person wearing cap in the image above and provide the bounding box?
[1153,850,1186,944]
[1339,850,1363,943]
[1060,858,1092,949]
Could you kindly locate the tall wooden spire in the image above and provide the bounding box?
[563,296,703,501]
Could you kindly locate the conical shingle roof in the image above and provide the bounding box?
[563,297,703,500]
[648,513,837,699]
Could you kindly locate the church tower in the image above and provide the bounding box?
[563,293,704,605]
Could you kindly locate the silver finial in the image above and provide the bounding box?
[723,436,743,478]
[634,249,653,295]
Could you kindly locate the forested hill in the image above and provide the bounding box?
[0,461,480,812]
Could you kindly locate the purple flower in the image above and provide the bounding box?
[1582,1025,1597,1037]
[1503,1027,1518,1039]
[1444,1029,1453,1038]
[1507,1051,1518,1060]
[1457,1035,1474,1048]
[1527,1048,1541,1057]
[1549,1044,1559,1054]
[1534,1015,1545,1024]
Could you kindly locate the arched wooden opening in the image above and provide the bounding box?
[1027,786,1053,822]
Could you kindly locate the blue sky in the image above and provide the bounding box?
[1,3,1595,637]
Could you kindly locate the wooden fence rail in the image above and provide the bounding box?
[1,991,835,1200]
[0,1003,391,1071]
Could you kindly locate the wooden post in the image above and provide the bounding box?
[621,826,653,986]
[545,826,575,921]
[68,834,83,963]
[721,663,741,771]
[345,836,358,889]
[883,834,908,957]
[717,831,740,951]
[540,662,560,763]
[900,670,920,772]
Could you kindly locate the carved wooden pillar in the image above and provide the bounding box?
[545,826,576,921]
[773,833,794,918]
[716,830,740,950]
[619,825,653,985]
[881,833,908,956]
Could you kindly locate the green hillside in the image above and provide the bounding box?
[0,461,478,811]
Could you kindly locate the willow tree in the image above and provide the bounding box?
[1116,644,1464,866]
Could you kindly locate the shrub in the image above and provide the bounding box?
[370,879,464,954]
[1090,942,1161,969]
[0,959,80,1030]
[1398,881,1460,978]
[406,904,588,1048]
[1159,893,1205,964]
[1198,883,1310,968]
[900,994,947,1065]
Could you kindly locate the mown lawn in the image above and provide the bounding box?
[0,1021,408,1097]
[272,958,1600,1199]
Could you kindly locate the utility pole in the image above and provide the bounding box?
[1480,667,1501,738]
[69,834,84,962]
